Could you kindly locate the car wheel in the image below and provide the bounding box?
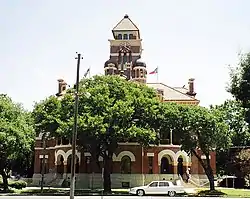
[168,191,176,197]
[137,189,145,196]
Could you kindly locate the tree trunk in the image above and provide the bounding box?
[191,149,215,190]
[0,170,8,192]
[103,156,112,193]
[205,166,215,190]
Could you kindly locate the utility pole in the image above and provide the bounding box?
[41,132,48,193]
[70,53,82,199]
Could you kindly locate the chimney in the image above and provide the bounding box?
[187,78,196,97]
[156,89,164,101]
[56,79,67,96]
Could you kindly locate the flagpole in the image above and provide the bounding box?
[89,66,91,78]
[157,66,159,83]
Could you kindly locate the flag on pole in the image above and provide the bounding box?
[84,68,90,78]
[149,67,158,75]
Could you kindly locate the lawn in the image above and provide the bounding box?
[196,188,250,198]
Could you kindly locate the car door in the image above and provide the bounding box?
[158,181,170,194]
[145,182,159,194]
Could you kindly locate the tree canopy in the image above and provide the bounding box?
[0,94,35,192]
[33,75,160,192]
[33,75,230,191]
[175,105,229,190]
[229,52,250,124]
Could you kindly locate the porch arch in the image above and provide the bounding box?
[116,151,136,162]
[158,149,176,165]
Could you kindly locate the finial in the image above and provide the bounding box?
[124,14,129,18]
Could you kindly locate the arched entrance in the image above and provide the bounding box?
[67,154,80,173]
[56,155,64,174]
[160,155,174,174]
[120,155,131,174]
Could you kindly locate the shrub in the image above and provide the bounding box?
[198,189,226,196]
[9,180,27,189]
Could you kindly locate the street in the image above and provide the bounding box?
[1,196,249,199]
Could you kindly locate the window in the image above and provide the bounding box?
[159,182,169,187]
[40,158,48,174]
[136,69,139,78]
[149,182,158,187]
[129,34,133,39]
[118,34,122,40]
[62,137,69,145]
[123,34,128,40]
[118,52,122,64]
[121,156,131,174]
[140,69,144,78]
[148,157,153,174]
[123,53,127,64]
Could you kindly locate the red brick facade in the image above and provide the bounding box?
[32,15,216,187]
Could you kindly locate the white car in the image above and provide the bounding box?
[129,180,185,196]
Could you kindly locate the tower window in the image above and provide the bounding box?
[123,53,127,64]
[118,34,122,40]
[123,34,128,40]
[140,69,144,78]
[136,69,139,78]
[129,34,133,39]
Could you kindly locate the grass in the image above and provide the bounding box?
[1,186,250,197]
[8,188,130,196]
[195,188,250,198]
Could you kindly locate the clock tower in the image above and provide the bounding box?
[104,14,147,83]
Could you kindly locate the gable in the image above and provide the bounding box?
[113,16,139,31]
[147,83,198,101]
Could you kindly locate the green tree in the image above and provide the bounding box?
[233,148,250,186]
[212,100,250,175]
[228,52,250,124]
[0,94,35,192]
[176,105,229,190]
[33,75,159,192]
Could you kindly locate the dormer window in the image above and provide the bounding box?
[123,34,128,40]
[118,34,122,40]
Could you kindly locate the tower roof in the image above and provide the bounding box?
[112,14,139,31]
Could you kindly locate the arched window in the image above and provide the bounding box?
[118,34,122,40]
[160,157,169,174]
[123,34,128,40]
[129,34,133,39]
[121,156,131,174]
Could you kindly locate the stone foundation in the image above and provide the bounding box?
[32,173,209,189]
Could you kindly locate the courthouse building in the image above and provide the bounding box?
[33,15,216,188]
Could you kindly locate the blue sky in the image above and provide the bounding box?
[1,0,250,110]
